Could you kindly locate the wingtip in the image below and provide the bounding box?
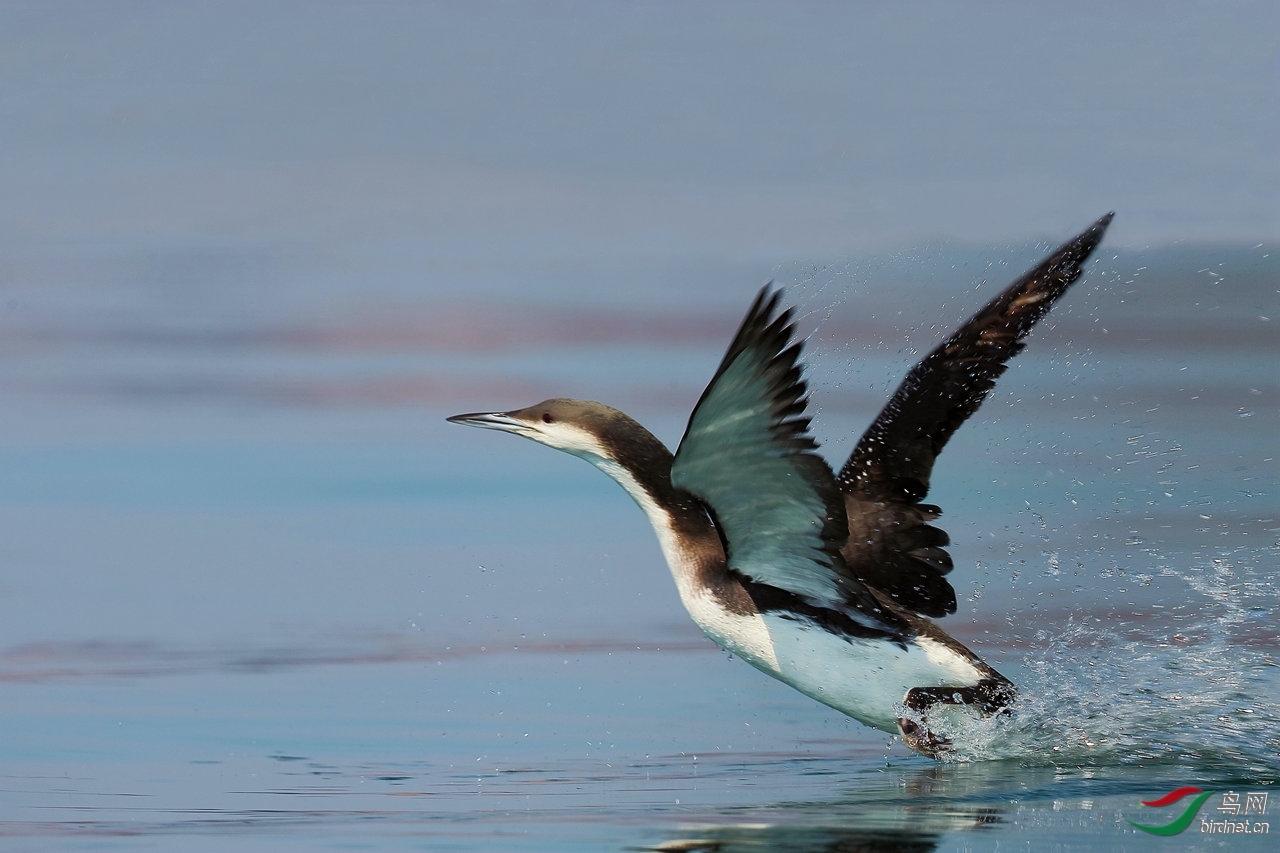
[738,283,793,351]
[752,282,784,316]
[1055,211,1114,264]
[1083,211,1115,241]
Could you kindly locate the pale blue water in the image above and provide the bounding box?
[2,239,1276,851]
[3,4,1278,850]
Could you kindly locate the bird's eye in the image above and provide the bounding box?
[541,412,554,424]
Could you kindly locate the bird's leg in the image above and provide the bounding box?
[897,677,1016,757]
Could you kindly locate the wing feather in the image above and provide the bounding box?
[672,288,891,628]
[837,213,1114,616]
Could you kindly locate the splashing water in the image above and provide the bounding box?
[913,551,1278,775]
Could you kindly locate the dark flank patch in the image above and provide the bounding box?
[742,578,911,650]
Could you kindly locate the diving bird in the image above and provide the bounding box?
[449,213,1113,757]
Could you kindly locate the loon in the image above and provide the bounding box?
[449,213,1113,757]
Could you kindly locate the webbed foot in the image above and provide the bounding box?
[897,677,1016,758]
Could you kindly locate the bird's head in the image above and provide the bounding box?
[447,398,636,464]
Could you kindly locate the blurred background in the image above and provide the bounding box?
[3,0,1275,655]
[0,0,1276,819]
[2,4,1276,848]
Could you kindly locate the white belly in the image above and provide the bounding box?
[685,591,983,734]
[643,512,984,736]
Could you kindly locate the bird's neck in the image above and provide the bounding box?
[578,428,728,600]
[584,433,708,535]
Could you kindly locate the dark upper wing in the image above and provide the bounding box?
[837,212,1114,617]
[672,287,898,631]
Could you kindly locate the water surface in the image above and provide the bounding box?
[2,240,1276,851]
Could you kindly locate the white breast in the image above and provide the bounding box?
[595,454,984,735]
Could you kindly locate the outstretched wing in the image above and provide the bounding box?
[672,287,896,630]
[837,212,1114,617]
